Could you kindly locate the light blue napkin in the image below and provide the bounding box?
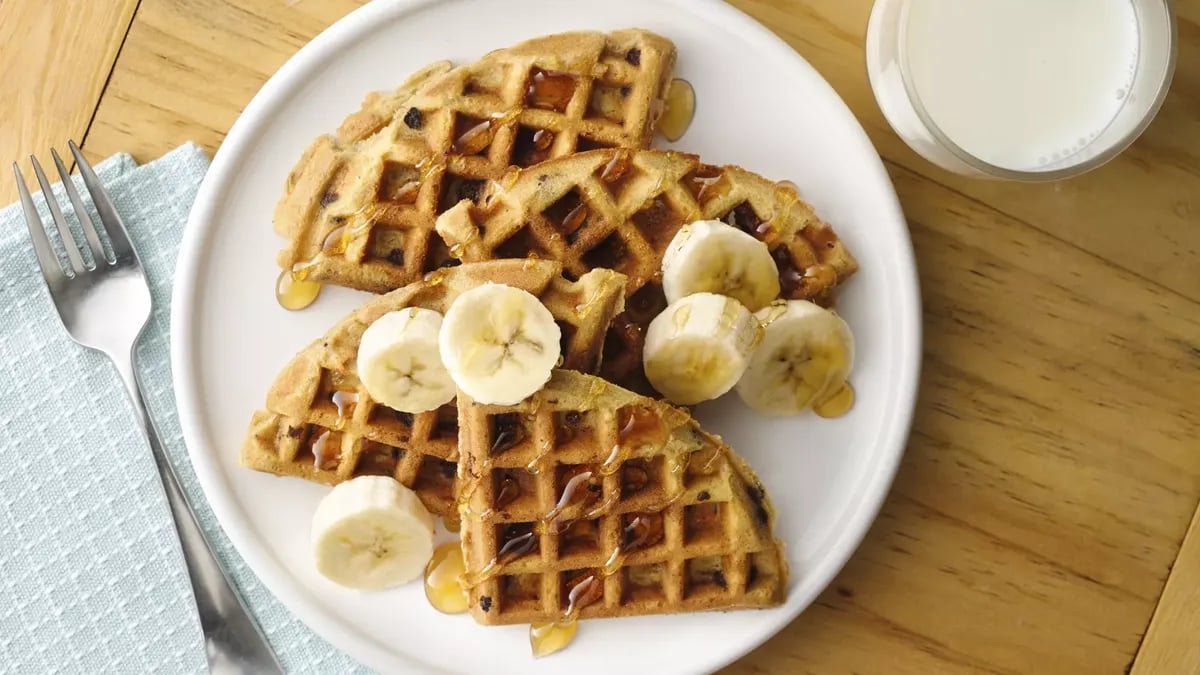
[0,145,370,674]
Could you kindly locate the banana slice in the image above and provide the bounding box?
[357,308,456,414]
[439,283,561,405]
[311,476,435,590]
[642,292,762,405]
[735,300,855,416]
[661,219,782,311]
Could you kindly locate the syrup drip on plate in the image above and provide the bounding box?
[275,268,321,310]
[530,620,578,658]
[813,381,855,419]
[424,542,469,614]
[657,79,696,142]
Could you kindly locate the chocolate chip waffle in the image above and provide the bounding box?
[436,148,858,392]
[455,370,788,625]
[275,29,676,295]
[241,261,627,516]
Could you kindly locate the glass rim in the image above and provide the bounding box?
[895,0,1178,181]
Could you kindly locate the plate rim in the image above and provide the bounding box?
[170,0,922,671]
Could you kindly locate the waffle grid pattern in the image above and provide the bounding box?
[437,148,858,390]
[457,371,786,625]
[275,30,676,295]
[241,261,627,515]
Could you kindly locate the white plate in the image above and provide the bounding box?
[171,0,920,672]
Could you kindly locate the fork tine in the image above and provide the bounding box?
[68,140,138,265]
[13,163,70,288]
[30,155,88,273]
[52,148,109,265]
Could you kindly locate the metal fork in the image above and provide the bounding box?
[14,142,283,675]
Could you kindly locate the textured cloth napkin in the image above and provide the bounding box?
[0,145,369,674]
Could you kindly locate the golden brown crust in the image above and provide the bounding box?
[240,261,627,515]
[456,370,788,625]
[274,29,676,295]
[436,148,858,392]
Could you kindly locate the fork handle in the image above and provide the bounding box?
[114,355,284,675]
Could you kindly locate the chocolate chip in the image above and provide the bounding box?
[397,412,415,426]
[588,483,601,493]
[403,107,423,130]
[565,411,582,426]
[697,490,710,502]
[331,215,347,225]
[625,48,641,66]
[320,190,338,207]
[440,461,456,479]
[620,85,631,97]
[712,571,727,589]
[385,248,405,266]
[286,426,304,439]
[537,174,548,184]
[479,596,492,612]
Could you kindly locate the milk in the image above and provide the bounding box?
[903,0,1139,171]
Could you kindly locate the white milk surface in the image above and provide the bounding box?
[903,0,1139,171]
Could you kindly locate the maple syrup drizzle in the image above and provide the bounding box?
[424,541,470,614]
[657,79,696,142]
[453,120,493,155]
[687,173,723,204]
[813,381,855,419]
[275,268,321,311]
[562,203,588,233]
[330,390,357,429]
[564,574,604,619]
[581,490,620,520]
[526,69,578,112]
[543,471,596,524]
[759,300,788,327]
[599,149,632,183]
[528,570,605,656]
[497,530,538,561]
[311,430,339,471]
[716,297,741,331]
[530,620,579,657]
[423,267,452,287]
[495,475,521,509]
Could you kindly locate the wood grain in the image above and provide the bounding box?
[68,0,1200,673]
[728,0,1200,304]
[80,0,367,164]
[721,161,1200,674]
[1133,504,1200,675]
[0,0,139,203]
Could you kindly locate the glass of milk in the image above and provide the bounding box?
[866,0,1176,180]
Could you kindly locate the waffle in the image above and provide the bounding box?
[241,261,627,516]
[275,29,676,295]
[436,148,858,392]
[455,370,788,625]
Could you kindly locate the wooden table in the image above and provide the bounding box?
[5,1,1198,672]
